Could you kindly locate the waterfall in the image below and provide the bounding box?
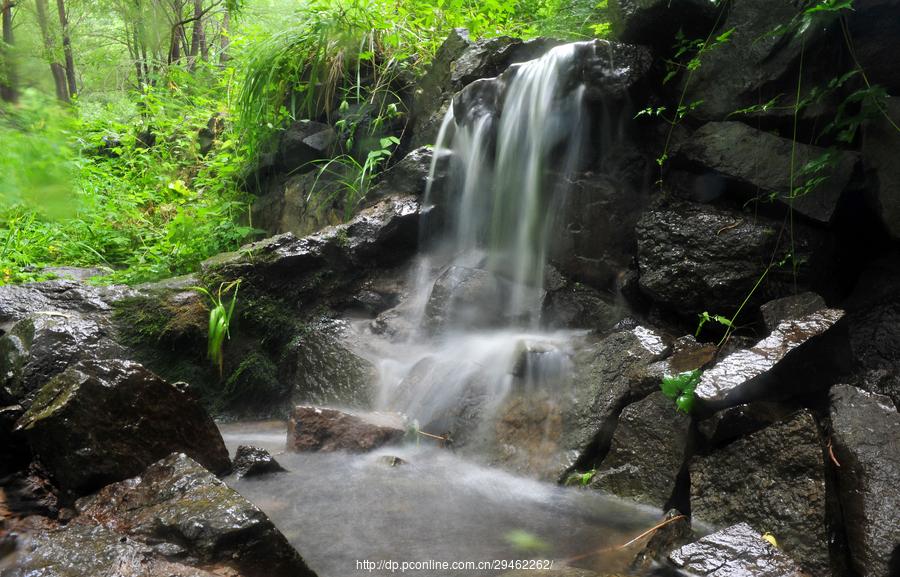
[374,42,592,452]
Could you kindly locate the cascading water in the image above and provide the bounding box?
[373,43,593,453]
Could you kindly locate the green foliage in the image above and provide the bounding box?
[192,279,242,376]
[504,529,550,553]
[660,369,701,414]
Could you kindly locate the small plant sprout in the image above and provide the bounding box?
[192,279,242,377]
[660,369,702,414]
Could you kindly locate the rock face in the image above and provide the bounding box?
[233,445,287,478]
[251,171,344,238]
[425,266,508,330]
[829,385,900,577]
[636,199,833,317]
[0,280,132,326]
[677,122,858,224]
[590,391,691,510]
[16,359,230,493]
[287,406,405,452]
[278,120,336,173]
[862,99,900,239]
[847,0,900,96]
[694,308,845,407]
[668,522,807,577]
[541,281,623,332]
[562,326,668,471]
[759,292,826,332]
[76,453,315,577]
[690,410,829,575]
[609,0,718,47]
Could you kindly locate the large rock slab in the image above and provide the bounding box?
[829,385,900,577]
[759,292,826,333]
[76,453,315,577]
[690,410,829,575]
[4,523,226,577]
[694,308,845,407]
[668,522,807,577]
[677,122,858,224]
[590,391,691,510]
[635,199,833,317]
[16,359,230,493]
[0,280,133,327]
[287,406,405,452]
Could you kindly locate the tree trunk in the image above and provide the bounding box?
[55,0,76,98]
[1,0,18,103]
[188,0,204,71]
[35,0,69,102]
[218,9,229,64]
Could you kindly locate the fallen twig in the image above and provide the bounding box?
[565,514,687,563]
[827,438,841,468]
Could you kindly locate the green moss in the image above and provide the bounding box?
[20,370,80,427]
[219,352,289,414]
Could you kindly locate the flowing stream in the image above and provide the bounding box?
[223,42,661,577]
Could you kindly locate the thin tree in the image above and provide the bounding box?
[187,0,204,70]
[55,0,76,97]
[35,0,68,101]
[0,0,18,102]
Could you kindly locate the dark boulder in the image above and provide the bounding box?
[251,170,345,237]
[693,308,845,408]
[690,410,829,575]
[369,146,442,199]
[759,292,826,333]
[696,401,799,448]
[541,280,624,332]
[16,359,230,494]
[847,0,900,96]
[232,445,286,478]
[635,198,834,318]
[287,406,405,453]
[278,120,336,173]
[0,279,133,327]
[609,0,718,47]
[629,510,694,572]
[590,391,691,510]
[676,121,858,224]
[668,522,807,577]
[861,99,900,239]
[0,312,125,408]
[4,522,227,577]
[425,266,508,331]
[829,385,900,577]
[76,453,316,577]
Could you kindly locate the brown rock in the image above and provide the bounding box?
[287,406,405,452]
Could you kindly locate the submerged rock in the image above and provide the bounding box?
[829,385,900,577]
[668,522,807,577]
[16,359,230,494]
[233,445,287,479]
[690,410,829,575]
[76,453,315,577]
[590,391,691,511]
[636,199,834,317]
[694,308,845,408]
[287,406,405,453]
[676,122,858,224]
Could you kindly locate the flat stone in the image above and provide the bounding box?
[695,308,844,406]
[690,410,829,575]
[287,406,405,453]
[829,385,900,577]
[760,292,826,332]
[668,522,807,576]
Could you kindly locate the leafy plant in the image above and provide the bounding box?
[192,279,242,377]
[660,369,701,414]
[504,530,550,553]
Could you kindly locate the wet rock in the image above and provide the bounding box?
[233,445,286,479]
[690,410,828,575]
[251,171,345,237]
[847,0,900,96]
[287,406,405,453]
[76,453,315,577]
[694,308,845,408]
[680,0,840,123]
[2,462,60,518]
[0,280,133,327]
[676,122,858,224]
[278,119,336,173]
[849,369,900,412]
[562,326,669,472]
[759,292,826,333]
[829,385,900,577]
[609,0,718,47]
[425,266,507,330]
[203,194,419,299]
[542,280,624,332]
[696,401,798,448]
[0,312,124,408]
[844,255,900,384]
[635,199,833,317]
[370,146,442,199]
[493,392,566,480]
[668,522,807,577]
[861,99,900,239]
[549,172,648,290]
[410,29,472,148]
[4,522,226,577]
[376,455,407,467]
[590,392,691,510]
[279,318,375,408]
[629,510,694,572]
[16,359,230,494]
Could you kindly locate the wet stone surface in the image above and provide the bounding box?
[287,406,406,453]
[232,445,287,479]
